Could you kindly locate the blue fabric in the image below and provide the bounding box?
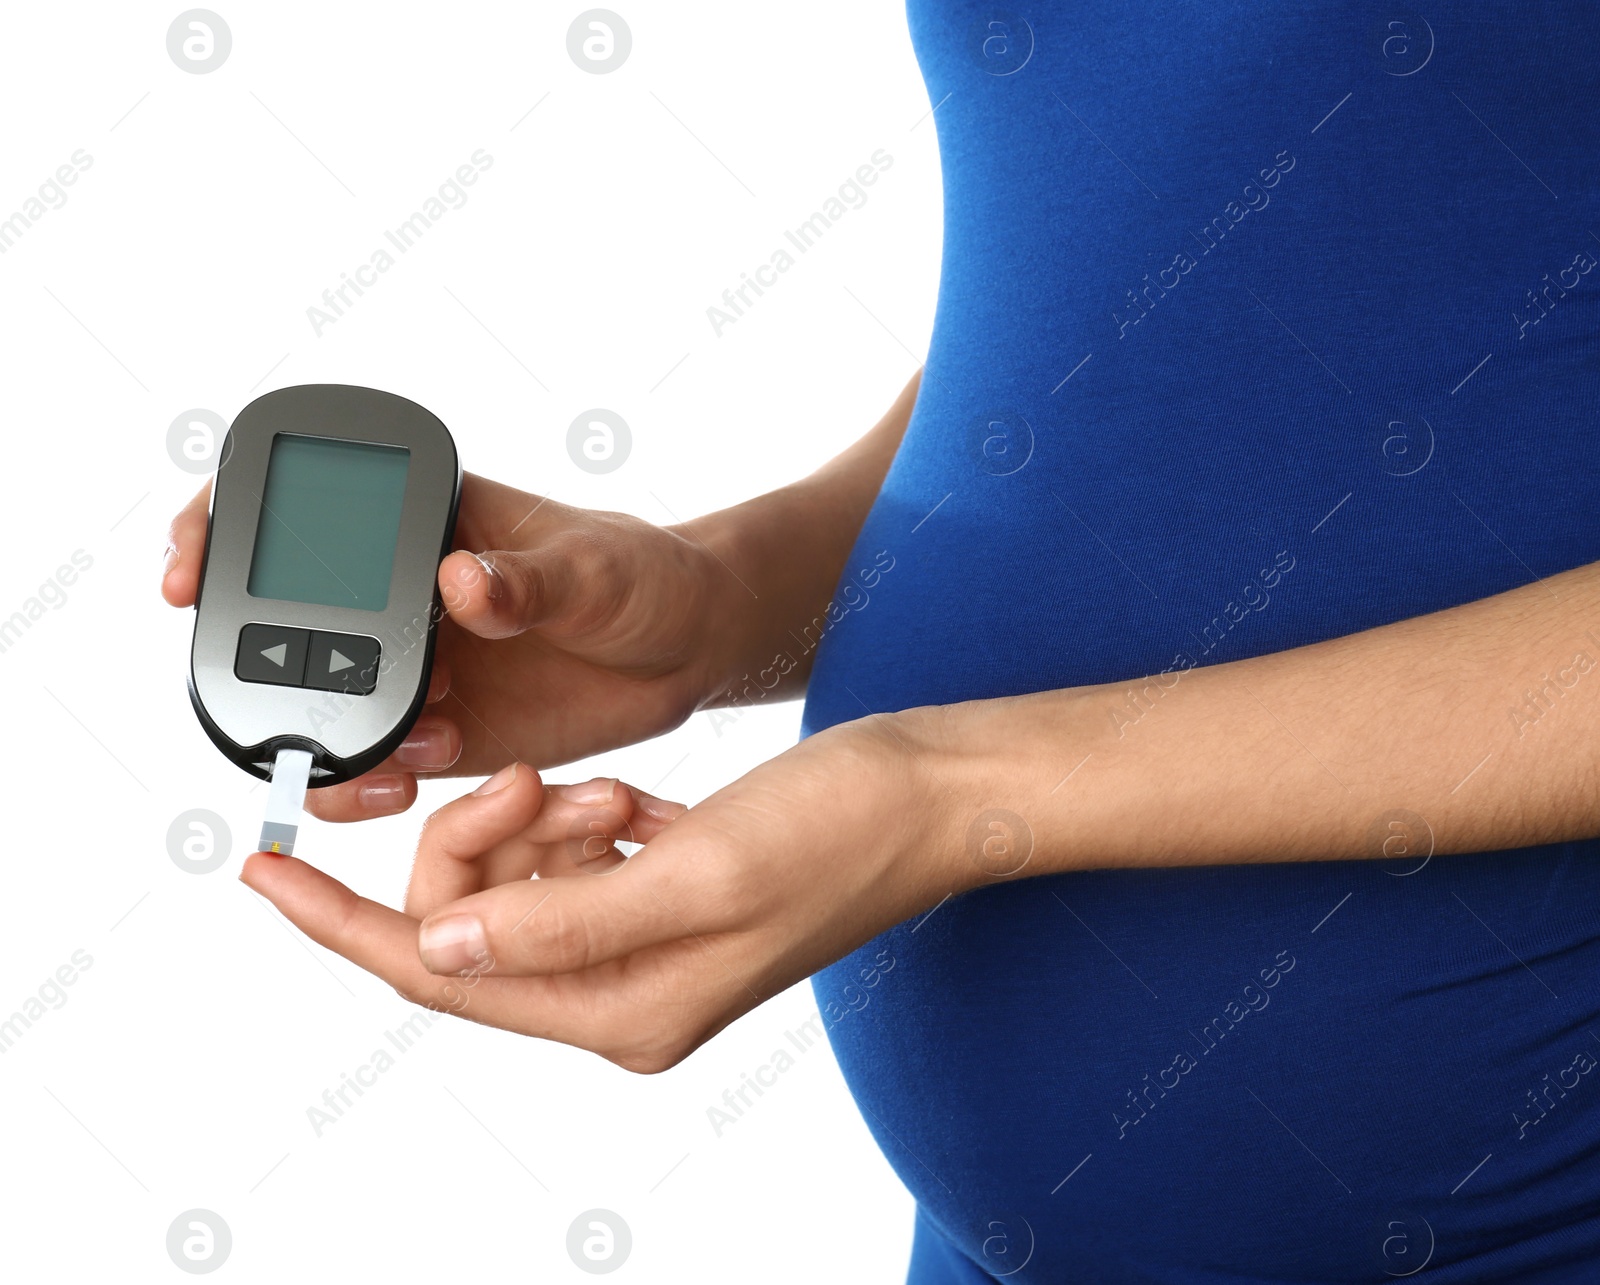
[802,3,1600,1280]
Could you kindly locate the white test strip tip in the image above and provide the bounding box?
[259,748,313,855]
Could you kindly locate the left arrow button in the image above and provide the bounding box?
[235,624,311,687]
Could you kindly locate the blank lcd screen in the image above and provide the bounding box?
[246,434,410,611]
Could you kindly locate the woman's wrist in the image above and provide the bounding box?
[674,491,843,711]
[881,690,1117,894]
[677,373,921,713]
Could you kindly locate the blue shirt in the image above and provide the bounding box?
[803,3,1600,1280]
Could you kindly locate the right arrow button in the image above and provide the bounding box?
[305,631,382,695]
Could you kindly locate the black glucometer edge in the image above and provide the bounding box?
[185,386,463,787]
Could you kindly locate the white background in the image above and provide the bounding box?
[0,2,941,1279]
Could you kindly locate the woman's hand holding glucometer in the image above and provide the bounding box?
[162,376,919,823]
[165,474,737,819]
[165,481,812,821]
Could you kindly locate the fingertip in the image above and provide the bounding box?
[547,780,684,826]
[160,576,191,608]
[472,760,541,798]
[633,789,688,824]
[240,849,297,893]
[551,777,620,807]
[611,785,686,844]
[439,550,502,628]
[518,778,637,850]
[416,763,547,868]
[485,762,547,818]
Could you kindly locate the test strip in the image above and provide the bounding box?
[259,747,313,855]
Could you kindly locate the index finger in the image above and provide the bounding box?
[239,852,519,1023]
[238,852,672,1055]
[161,480,212,607]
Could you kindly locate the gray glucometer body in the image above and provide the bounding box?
[188,384,461,787]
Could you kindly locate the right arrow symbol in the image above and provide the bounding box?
[328,649,354,672]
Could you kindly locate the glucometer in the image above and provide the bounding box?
[187,384,461,853]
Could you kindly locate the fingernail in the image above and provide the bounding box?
[397,721,458,771]
[358,775,409,814]
[419,915,487,974]
[471,553,504,603]
[555,778,616,804]
[162,544,178,576]
[635,790,687,822]
[474,763,519,795]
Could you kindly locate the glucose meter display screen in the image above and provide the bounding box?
[246,434,411,611]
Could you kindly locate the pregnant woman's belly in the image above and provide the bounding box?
[802,2,1600,1279]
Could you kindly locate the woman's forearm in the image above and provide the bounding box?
[908,558,1600,882]
[689,370,920,708]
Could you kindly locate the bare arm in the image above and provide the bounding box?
[907,558,1600,874]
[689,369,919,707]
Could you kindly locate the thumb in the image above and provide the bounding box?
[438,548,574,639]
[160,481,212,607]
[415,840,705,978]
